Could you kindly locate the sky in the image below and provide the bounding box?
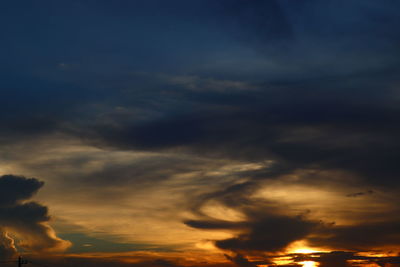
[1,0,400,266]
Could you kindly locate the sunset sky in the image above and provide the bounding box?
[1,1,400,267]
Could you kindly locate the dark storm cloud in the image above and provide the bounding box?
[0,175,70,259]
[309,220,400,251]
[215,214,317,253]
[300,251,353,267]
[0,175,44,206]
[185,184,321,254]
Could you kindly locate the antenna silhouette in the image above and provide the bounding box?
[18,256,28,267]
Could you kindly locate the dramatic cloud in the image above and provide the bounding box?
[184,166,400,264]
[0,175,70,259]
[187,214,318,253]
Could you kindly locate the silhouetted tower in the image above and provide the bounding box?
[18,256,28,267]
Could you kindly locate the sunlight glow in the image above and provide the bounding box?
[299,261,319,267]
[286,240,326,255]
[294,248,316,254]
